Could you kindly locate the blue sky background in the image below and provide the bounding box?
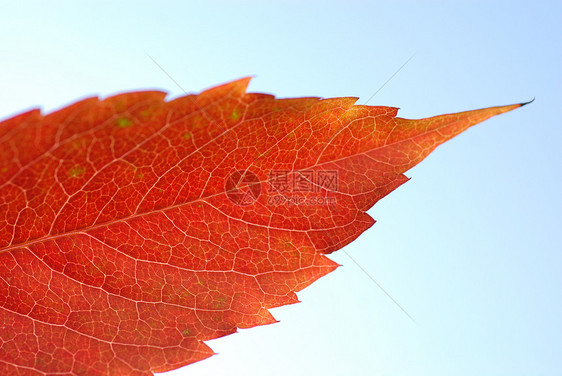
[1,1,560,375]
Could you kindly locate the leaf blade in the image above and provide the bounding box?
[0,79,526,375]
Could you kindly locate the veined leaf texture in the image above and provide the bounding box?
[0,79,528,375]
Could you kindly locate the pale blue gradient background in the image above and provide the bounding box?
[1,1,560,375]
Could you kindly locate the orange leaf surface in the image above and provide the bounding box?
[0,78,527,375]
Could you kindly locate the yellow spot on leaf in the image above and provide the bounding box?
[69,166,85,178]
[183,132,192,140]
[129,165,144,179]
[116,117,133,128]
[214,296,228,309]
[231,109,241,121]
[71,138,87,150]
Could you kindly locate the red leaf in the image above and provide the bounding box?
[0,78,527,375]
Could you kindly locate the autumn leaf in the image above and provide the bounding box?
[0,78,528,375]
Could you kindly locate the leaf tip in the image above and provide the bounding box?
[519,97,535,107]
[229,76,254,94]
